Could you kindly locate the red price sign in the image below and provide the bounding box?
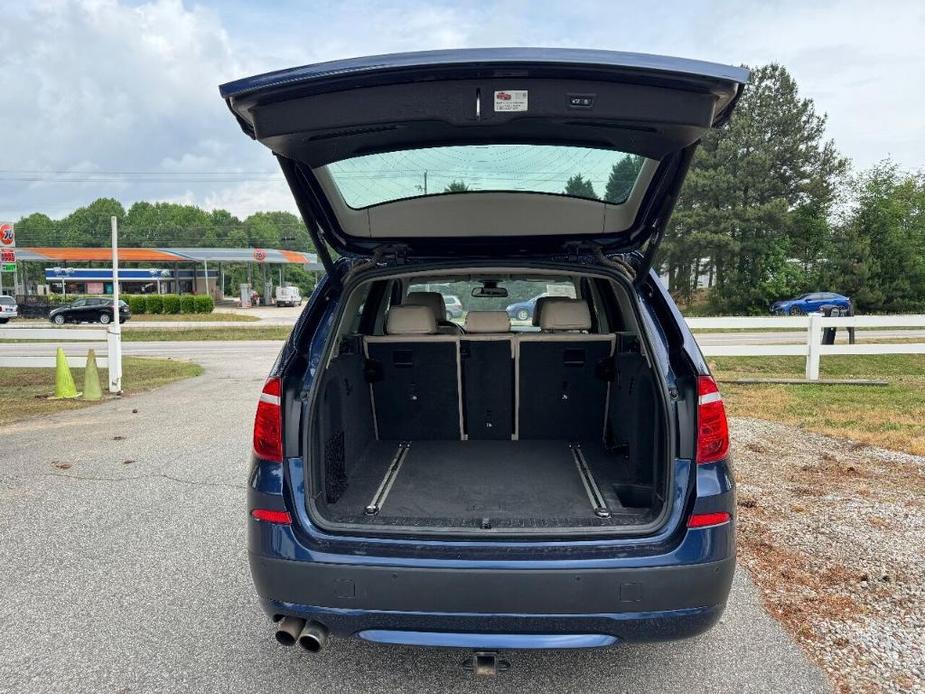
[0,223,14,247]
[0,249,14,263]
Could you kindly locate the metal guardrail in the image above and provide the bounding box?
[687,314,925,380]
[0,326,122,392]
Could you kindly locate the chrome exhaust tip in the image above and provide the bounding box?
[297,621,329,653]
[274,616,306,646]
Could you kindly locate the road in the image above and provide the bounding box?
[0,346,830,693]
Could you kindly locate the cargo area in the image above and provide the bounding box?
[325,440,660,530]
[305,272,671,536]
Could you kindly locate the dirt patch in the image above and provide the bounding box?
[732,417,925,694]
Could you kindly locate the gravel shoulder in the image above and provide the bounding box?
[731,417,925,694]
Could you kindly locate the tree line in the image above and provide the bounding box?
[10,63,925,313]
[13,202,319,296]
[555,64,925,314]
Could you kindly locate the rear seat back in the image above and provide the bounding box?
[364,303,617,443]
[461,311,514,439]
[364,306,461,440]
[517,299,614,440]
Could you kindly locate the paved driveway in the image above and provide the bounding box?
[0,345,830,693]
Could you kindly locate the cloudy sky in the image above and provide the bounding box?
[1,0,923,222]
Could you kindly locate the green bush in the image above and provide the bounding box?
[179,294,196,313]
[126,295,147,314]
[49,293,92,304]
[162,294,181,314]
[144,294,164,314]
[193,294,214,313]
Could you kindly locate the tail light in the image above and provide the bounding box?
[696,375,729,464]
[253,377,283,462]
[250,508,291,524]
[688,511,731,528]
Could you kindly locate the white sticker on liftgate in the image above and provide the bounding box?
[494,90,528,112]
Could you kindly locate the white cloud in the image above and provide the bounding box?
[199,178,297,218]
[0,0,270,220]
[2,0,924,224]
[694,0,925,170]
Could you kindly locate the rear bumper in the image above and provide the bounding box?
[248,455,736,647]
[250,552,734,645]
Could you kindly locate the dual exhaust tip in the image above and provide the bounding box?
[274,617,328,652]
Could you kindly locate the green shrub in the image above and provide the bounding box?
[193,294,214,313]
[162,294,181,314]
[144,294,164,314]
[179,294,196,313]
[49,293,91,304]
[126,295,147,314]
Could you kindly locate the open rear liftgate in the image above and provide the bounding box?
[361,440,611,521]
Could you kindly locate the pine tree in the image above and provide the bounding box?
[663,64,848,312]
[604,156,642,203]
[563,174,597,199]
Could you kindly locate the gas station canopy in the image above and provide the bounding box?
[16,246,321,269]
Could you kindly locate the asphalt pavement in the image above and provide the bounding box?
[0,346,830,693]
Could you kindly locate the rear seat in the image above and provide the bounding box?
[461,312,514,440]
[364,305,462,440]
[516,299,615,440]
[364,302,615,443]
[464,310,511,334]
[532,296,573,327]
[404,291,461,334]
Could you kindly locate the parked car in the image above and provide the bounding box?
[0,295,17,323]
[224,48,741,660]
[49,298,131,325]
[275,285,303,307]
[771,292,851,315]
[442,294,463,319]
[506,294,545,322]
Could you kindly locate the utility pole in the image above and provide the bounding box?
[109,216,123,393]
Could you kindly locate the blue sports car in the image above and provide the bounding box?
[771,292,851,315]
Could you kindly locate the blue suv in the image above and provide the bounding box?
[223,48,742,658]
[771,292,851,315]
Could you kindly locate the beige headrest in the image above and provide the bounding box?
[540,299,592,331]
[386,305,437,335]
[532,296,571,326]
[464,311,511,334]
[404,291,447,322]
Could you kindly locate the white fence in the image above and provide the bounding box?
[687,314,925,380]
[0,326,123,393]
